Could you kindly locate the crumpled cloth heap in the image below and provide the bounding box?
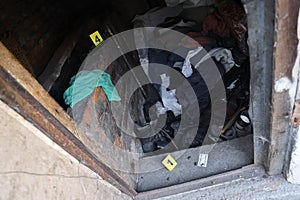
[64,70,121,108]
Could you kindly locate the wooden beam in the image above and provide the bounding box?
[38,25,82,91]
[268,0,300,175]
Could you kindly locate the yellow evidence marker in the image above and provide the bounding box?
[89,31,103,46]
[162,154,177,171]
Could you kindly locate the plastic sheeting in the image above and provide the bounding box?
[64,70,121,108]
[182,47,203,78]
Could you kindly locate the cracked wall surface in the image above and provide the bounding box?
[0,100,131,200]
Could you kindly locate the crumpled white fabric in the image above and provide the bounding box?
[182,47,236,78]
[195,47,236,73]
[182,47,203,78]
[208,48,236,72]
[155,102,167,116]
[160,74,182,117]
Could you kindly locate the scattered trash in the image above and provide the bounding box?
[221,126,236,141]
[61,0,251,155]
[160,74,182,117]
[234,112,252,137]
[133,1,251,153]
[138,111,179,153]
[182,47,203,78]
[206,47,236,72]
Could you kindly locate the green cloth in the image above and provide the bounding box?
[63,70,121,107]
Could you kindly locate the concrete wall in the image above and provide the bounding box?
[242,0,274,168]
[0,100,131,200]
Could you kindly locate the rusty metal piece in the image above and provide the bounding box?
[292,100,300,126]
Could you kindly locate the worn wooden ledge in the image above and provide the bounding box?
[0,42,137,197]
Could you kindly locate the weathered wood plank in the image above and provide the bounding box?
[268,0,300,175]
[38,25,82,91]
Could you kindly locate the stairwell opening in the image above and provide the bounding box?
[0,0,274,194]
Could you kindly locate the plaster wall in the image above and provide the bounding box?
[288,128,300,184]
[287,9,300,184]
[0,100,131,200]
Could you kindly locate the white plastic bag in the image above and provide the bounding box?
[160,74,182,117]
[182,47,203,78]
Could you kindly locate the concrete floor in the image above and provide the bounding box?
[137,135,254,191]
[137,166,300,200]
[155,174,300,200]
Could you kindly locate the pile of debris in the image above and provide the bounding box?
[133,0,252,153]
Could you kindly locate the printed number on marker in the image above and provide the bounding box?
[89,31,103,46]
[162,154,177,171]
[95,35,101,43]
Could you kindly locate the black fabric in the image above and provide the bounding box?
[136,7,250,152]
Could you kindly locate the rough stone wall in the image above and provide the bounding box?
[0,100,131,200]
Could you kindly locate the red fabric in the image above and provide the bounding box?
[201,13,230,38]
[179,12,231,49]
[216,0,247,40]
[216,0,248,53]
[179,0,248,53]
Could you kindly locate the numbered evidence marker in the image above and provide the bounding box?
[89,31,103,46]
[197,153,208,168]
[162,154,177,171]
